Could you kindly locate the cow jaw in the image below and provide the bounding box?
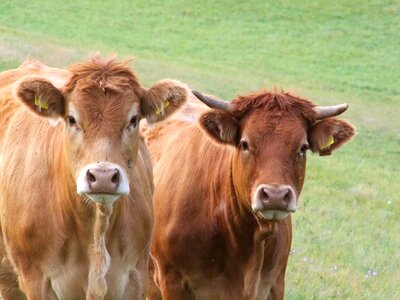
[257,210,290,220]
[77,162,130,203]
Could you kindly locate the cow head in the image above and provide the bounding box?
[14,56,189,203]
[194,90,355,221]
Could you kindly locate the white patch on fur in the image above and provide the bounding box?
[286,200,297,213]
[48,76,68,90]
[48,117,62,127]
[251,198,265,212]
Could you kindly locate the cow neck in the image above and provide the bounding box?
[227,153,278,244]
[221,153,275,292]
[221,154,256,239]
[226,153,279,296]
[228,161,244,217]
[87,202,113,299]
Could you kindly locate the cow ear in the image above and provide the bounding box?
[14,76,65,118]
[199,110,240,145]
[141,79,189,124]
[309,118,356,156]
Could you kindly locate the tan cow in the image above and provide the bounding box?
[0,56,189,299]
[144,90,356,299]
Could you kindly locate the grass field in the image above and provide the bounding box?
[0,0,399,298]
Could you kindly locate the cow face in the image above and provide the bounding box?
[198,92,355,221]
[14,57,188,203]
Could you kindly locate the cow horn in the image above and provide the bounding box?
[192,90,231,110]
[314,104,349,119]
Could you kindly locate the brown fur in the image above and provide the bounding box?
[144,90,355,300]
[309,118,356,155]
[0,56,189,299]
[231,91,317,121]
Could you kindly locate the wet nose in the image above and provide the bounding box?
[253,185,297,212]
[86,167,120,194]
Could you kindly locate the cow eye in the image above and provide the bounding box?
[128,115,138,130]
[67,116,77,126]
[240,140,250,151]
[300,143,309,157]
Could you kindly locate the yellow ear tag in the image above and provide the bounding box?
[154,99,170,116]
[34,94,48,112]
[320,135,334,150]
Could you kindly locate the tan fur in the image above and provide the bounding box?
[13,76,65,117]
[87,203,113,300]
[142,79,190,124]
[0,57,189,299]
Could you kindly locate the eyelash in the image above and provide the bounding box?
[67,116,77,126]
[127,115,137,130]
[240,140,249,151]
[299,143,309,157]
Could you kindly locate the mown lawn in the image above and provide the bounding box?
[0,0,399,298]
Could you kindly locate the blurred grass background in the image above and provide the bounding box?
[0,0,399,298]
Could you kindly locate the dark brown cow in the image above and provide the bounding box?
[0,56,189,299]
[144,90,355,299]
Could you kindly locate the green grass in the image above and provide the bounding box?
[0,0,399,298]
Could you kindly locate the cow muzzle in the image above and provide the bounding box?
[77,162,130,203]
[252,184,297,220]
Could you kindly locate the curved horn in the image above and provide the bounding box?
[192,90,231,110]
[314,103,349,120]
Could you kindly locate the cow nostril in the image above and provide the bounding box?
[87,170,96,183]
[283,192,291,204]
[111,170,120,184]
[262,188,270,200]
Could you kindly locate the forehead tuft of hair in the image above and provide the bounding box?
[63,55,142,96]
[232,90,317,122]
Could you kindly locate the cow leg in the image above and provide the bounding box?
[0,262,26,300]
[267,281,284,300]
[121,248,150,300]
[121,269,147,300]
[267,266,286,300]
[16,270,57,300]
[0,289,26,300]
[146,254,162,300]
[158,271,195,300]
[146,275,162,300]
[0,238,26,300]
[268,218,291,300]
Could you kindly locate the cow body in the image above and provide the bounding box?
[0,57,189,299]
[145,92,355,299]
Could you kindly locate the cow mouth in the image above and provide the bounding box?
[257,210,290,221]
[85,193,122,203]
